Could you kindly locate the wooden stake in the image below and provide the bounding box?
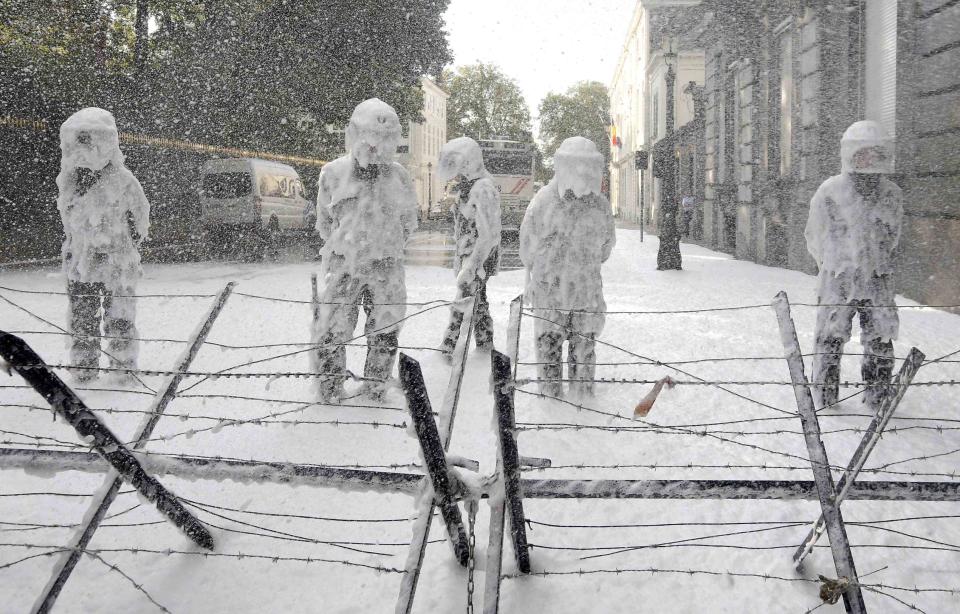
[793,347,925,568]
[30,282,234,614]
[395,299,474,614]
[505,294,523,381]
[773,291,867,614]
[483,303,525,613]
[492,350,530,573]
[400,353,469,564]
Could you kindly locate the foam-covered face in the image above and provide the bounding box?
[437,150,465,182]
[555,157,603,198]
[437,137,485,182]
[348,126,401,168]
[62,128,116,171]
[345,99,402,169]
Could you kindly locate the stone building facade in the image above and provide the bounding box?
[398,76,449,217]
[613,0,960,308]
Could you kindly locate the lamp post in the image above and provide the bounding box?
[656,42,683,271]
[427,162,433,219]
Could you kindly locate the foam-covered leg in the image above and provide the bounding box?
[812,335,844,409]
[68,280,102,380]
[103,285,138,372]
[312,272,360,402]
[473,276,493,350]
[568,332,597,397]
[536,331,564,398]
[859,302,895,409]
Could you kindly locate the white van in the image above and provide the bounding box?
[199,158,313,259]
[200,158,311,233]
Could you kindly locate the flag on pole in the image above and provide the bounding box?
[610,124,622,148]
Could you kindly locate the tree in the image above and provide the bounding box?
[537,81,611,170]
[137,0,452,158]
[444,63,532,142]
[0,0,454,257]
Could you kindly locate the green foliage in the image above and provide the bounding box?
[537,80,611,167]
[1,0,452,158]
[443,63,532,142]
[0,0,453,259]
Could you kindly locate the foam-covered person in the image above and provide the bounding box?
[519,136,616,398]
[437,137,501,357]
[311,98,418,401]
[57,108,150,383]
[805,120,903,410]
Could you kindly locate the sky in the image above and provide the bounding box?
[443,0,634,132]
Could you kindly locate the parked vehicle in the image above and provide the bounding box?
[199,158,313,259]
[477,139,536,237]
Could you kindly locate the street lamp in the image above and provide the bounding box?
[656,38,683,271]
[427,162,433,219]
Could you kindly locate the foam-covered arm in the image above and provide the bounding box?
[398,168,419,241]
[461,180,501,282]
[804,186,826,265]
[127,177,150,244]
[315,170,334,240]
[519,199,541,267]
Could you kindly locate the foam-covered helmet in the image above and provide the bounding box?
[437,136,485,182]
[554,136,604,198]
[60,107,122,171]
[840,120,894,174]
[345,98,402,169]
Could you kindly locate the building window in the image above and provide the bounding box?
[865,0,897,139]
[779,31,794,176]
[651,89,659,140]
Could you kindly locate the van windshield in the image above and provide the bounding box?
[203,173,252,198]
[259,174,302,199]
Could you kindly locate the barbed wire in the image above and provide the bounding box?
[516,376,958,388]
[119,449,424,473]
[3,328,446,353]
[515,421,960,437]
[517,461,959,480]
[0,292,157,394]
[179,496,413,524]
[513,388,960,477]
[233,291,454,308]
[14,363,383,382]
[502,565,819,583]
[0,519,167,534]
[526,301,960,315]
[122,397,410,446]
[186,506,400,558]
[0,283,461,309]
[0,391,412,413]
[517,351,960,367]
[531,542,960,556]
[522,512,960,555]
[0,542,407,573]
[0,442,423,472]
[86,551,171,613]
[520,309,793,414]
[0,284,217,299]
[0,384,155,396]
[525,513,960,530]
[500,566,949,611]
[176,300,454,394]
[1,403,409,429]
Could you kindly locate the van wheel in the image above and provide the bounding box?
[233,224,261,262]
[201,225,227,260]
[260,216,281,261]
